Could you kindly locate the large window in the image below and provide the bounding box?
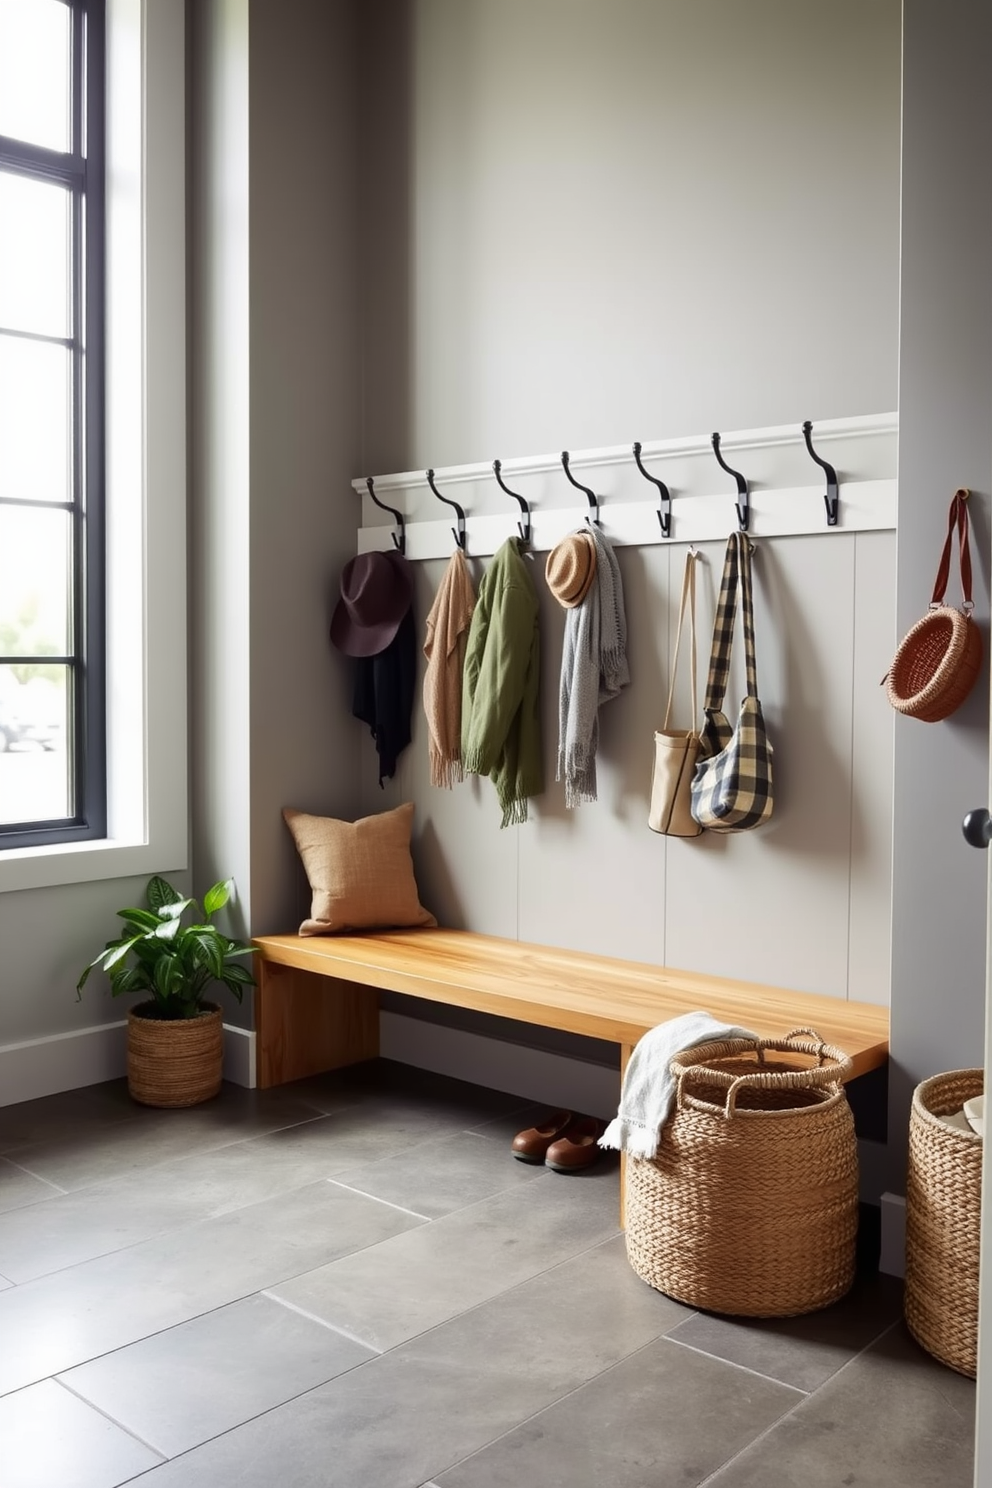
[0,0,104,848]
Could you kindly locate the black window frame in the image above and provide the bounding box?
[0,0,106,850]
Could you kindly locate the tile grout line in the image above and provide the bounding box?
[664,1332,810,1396]
[324,1177,431,1222]
[52,1376,169,1463]
[260,1289,384,1354]
[692,1316,907,1487]
[427,1329,685,1482]
[0,1155,70,1196]
[0,1103,342,1200]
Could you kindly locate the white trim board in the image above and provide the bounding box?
[0,1022,128,1107]
[353,412,898,558]
[0,1020,255,1107]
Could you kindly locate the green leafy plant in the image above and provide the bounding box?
[76,875,256,1020]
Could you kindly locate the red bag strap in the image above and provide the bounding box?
[931,488,974,611]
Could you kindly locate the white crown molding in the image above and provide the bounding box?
[352,412,898,558]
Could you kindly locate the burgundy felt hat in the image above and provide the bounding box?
[330,549,414,658]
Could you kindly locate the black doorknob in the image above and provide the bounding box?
[962,808,992,849]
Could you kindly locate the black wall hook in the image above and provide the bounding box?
[365,476,406,555]
[561,451,600,526]
[493,460,531,545]
[712,432,750,533]
[426,468,467,552]
[802,420,839,527]
[632,442,672,538]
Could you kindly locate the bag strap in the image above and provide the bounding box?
[930,488,974,612]
[701,534,739,713]
[662,549,699,730]
[738,531,759,700]
[702,532,759,710]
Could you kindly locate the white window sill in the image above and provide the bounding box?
[0,832,186,894]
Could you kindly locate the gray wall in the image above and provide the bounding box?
[189,0,362,1031]
[353,0,902,1016]
[889,0,992,1169]
[360,0,901,471]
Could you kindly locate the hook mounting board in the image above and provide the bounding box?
[353,413,897,560]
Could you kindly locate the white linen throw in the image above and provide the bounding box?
[557,522,629,807]
[599,1011,758,1159]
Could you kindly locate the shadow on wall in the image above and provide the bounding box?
[359,0,414,475]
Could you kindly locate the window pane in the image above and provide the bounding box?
[0,663,70,823]
[0,336,70,503]
[0,173,70,337]
[0,506,71,657]
[0,0,70,153]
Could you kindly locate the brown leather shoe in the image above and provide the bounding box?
[545,1116,604,1173]
[511,1109,574,1163]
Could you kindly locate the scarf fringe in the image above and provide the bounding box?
[461,746,489,777]
[500,796,529,828]
[429,751,464,790]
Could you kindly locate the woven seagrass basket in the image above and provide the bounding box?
[905,1068,983,1378]
[127,1003,224,1107]
[625,1030,858,1318]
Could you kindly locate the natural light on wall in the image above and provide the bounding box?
[0,1,74,827]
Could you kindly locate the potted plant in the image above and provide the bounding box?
[77,874,256,1107]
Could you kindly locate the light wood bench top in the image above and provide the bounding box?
[252,927,888,1081]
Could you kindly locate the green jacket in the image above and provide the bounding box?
[461,538,543,826]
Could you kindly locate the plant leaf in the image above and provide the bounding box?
[154,918,181,942]
[117,909,161,933]
[221,963,256,986]
[147,875,183,911]
[156,897,193,923]
[188,929,224,979]
[203,879,233,917]
[103,938,142,971]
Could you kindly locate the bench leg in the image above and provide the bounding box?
[256,962,380,1088]
[618,1042,633,1231]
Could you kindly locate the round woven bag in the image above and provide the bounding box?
[905,1068,982,1378]
[886,488,982,722]
[625,1030,858,1318]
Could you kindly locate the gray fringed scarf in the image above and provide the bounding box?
[556,523,630,806]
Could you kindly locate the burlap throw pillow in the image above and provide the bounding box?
[282,801,436,936]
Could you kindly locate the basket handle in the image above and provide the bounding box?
[672,1028,853,1118]
[930,488,974,612]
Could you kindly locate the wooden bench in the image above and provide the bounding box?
[252,926,889,1091]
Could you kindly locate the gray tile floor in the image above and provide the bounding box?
[0,1060,977,1488]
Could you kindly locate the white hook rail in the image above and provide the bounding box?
[352,412,897,559]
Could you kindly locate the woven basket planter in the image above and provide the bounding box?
[905,1068,983,1378]
[127,1002,224,1107]
[625,1032,859,1318]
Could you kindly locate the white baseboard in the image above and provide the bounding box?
[222,1024,256,1088]
[0,1020,256,1107]
[379,1010,621,1119]
[879,1191,907,1277]
[0,1021,128,1107]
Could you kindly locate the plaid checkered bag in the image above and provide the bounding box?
[690,532,774,832]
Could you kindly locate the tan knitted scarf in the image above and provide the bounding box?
[423,547,476,787]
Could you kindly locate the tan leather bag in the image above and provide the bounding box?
[648,550,703,838]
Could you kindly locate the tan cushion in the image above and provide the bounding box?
[282,802,437,936]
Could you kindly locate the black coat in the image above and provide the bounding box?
[352,607,417,785]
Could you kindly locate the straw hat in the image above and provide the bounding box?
[330,549,414,657]
[545,531,597,609]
